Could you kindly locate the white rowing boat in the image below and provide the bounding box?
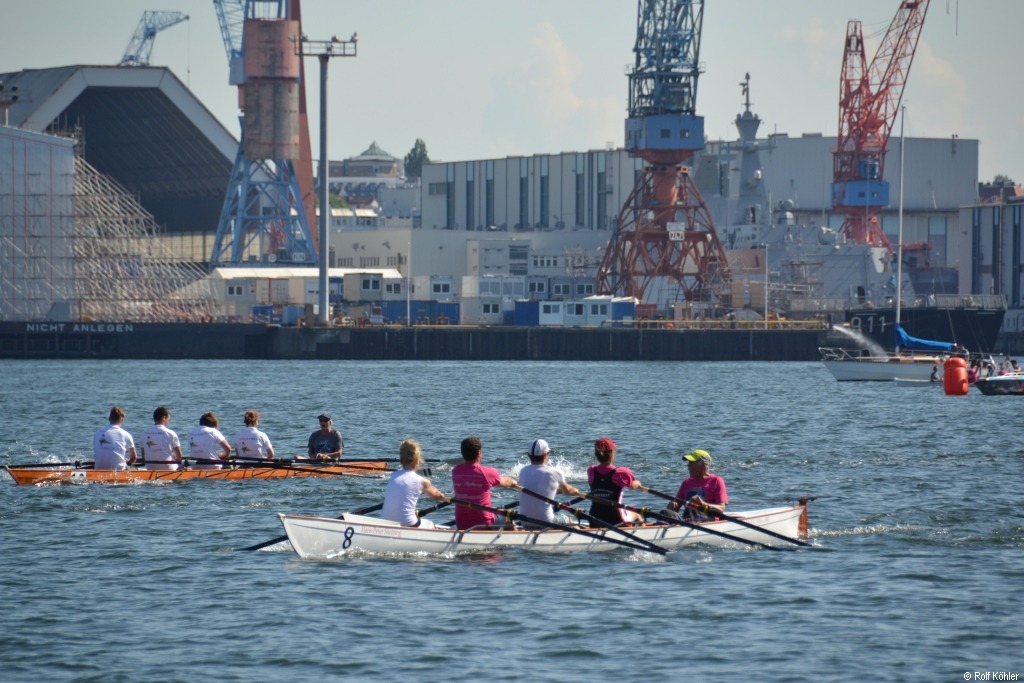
[277,503,808,557]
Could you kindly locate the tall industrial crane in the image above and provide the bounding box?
[119,11,190,67]
[596,0,728,307]
[832,0,930,249]
[209,0,318,267]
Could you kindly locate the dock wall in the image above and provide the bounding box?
[0,322,825,361]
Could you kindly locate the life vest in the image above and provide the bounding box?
[589,467,623,525]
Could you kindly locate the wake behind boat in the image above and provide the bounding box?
[3,459,392,486]
[277,503,809,558]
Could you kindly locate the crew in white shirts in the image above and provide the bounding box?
[188,412,232,469]
[93,406,137,471]
[234,409,275,461]
[141,405,184,470]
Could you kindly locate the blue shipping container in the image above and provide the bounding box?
[514,300,540,327]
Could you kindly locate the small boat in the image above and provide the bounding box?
[3,460,390,486]
[974,374,1024,396]
[892,378,942,388]
[277,503,809,558]
[819,346,944,382]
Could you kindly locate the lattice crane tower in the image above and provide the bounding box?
[596,0,729,306]
[210,0,317,267]
[832,0,930,250]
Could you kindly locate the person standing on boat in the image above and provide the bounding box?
[93,405,137,471]
[234,410,275,462]
[665,449,728,521]
[451,436,516,529]
[307,412,343,462]
[141,405,184,470]
[188,412,231,469]
[587,437,645,525]
[382,439,448,528]
[517,438,582,528]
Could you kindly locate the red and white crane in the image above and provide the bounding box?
[832,0,931,250]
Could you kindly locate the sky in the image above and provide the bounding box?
[2,0,1020,183]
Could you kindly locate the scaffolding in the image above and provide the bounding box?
[70,157,220,322]
[1,126,221,323]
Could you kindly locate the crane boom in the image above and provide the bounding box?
[832,0,930,248]
[212,0,247,85]
[119,11,190,67]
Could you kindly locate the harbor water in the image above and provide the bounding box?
[1,359,1021,682]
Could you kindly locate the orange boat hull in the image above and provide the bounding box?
[3,461,390,486]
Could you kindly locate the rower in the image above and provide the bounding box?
[587,437,645,526]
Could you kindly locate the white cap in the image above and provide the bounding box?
[528,439,550,458]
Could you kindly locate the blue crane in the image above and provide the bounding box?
[118,11,190,67]
[209,0,318,268]
[596,0,729,306]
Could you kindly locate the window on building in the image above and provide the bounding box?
[433,282,451,294]
[553,283,570,297]
[529,281,546,293]
[362,278,381,291]
[590,303,608,315]
[482,302,499,314]
[542,303,561,315]
[359,257,380,268]
[576,283,594,296]
[227,284,244,297]
[386,282,402,294]
[569,304,584,316]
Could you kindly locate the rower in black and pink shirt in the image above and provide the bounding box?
[587,436,645,525]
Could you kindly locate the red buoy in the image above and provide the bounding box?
[943,356,969,395]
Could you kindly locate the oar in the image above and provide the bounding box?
[416,500,452,518]
[449,497,666,555]
[232,459,387,478]
[7,460,95,469]
[514,484,669,555]
[337,456,465,466]
[239,502,386,552]
[640,486,811,548]
[580,492,783,551]
[439,495,568,527]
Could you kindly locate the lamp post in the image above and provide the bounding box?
[297,33,357,326]
[406,239,412,326]
[762,243,769,329]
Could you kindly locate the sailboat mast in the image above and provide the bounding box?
[896,106,906,338]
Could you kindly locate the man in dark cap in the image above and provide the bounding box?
[307,412,344,461]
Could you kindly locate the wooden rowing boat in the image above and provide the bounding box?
[278,503,809,557]
[3,460,390,485]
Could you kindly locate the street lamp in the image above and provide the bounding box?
[296,33,357,326]
[761,243,769,329]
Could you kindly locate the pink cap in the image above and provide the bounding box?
[594,436,617,453]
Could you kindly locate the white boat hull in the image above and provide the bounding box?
[277,505,807,558]
[974,375,1024,395]
[819,347,944,382]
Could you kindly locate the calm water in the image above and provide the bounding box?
[1,359,1022,682]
